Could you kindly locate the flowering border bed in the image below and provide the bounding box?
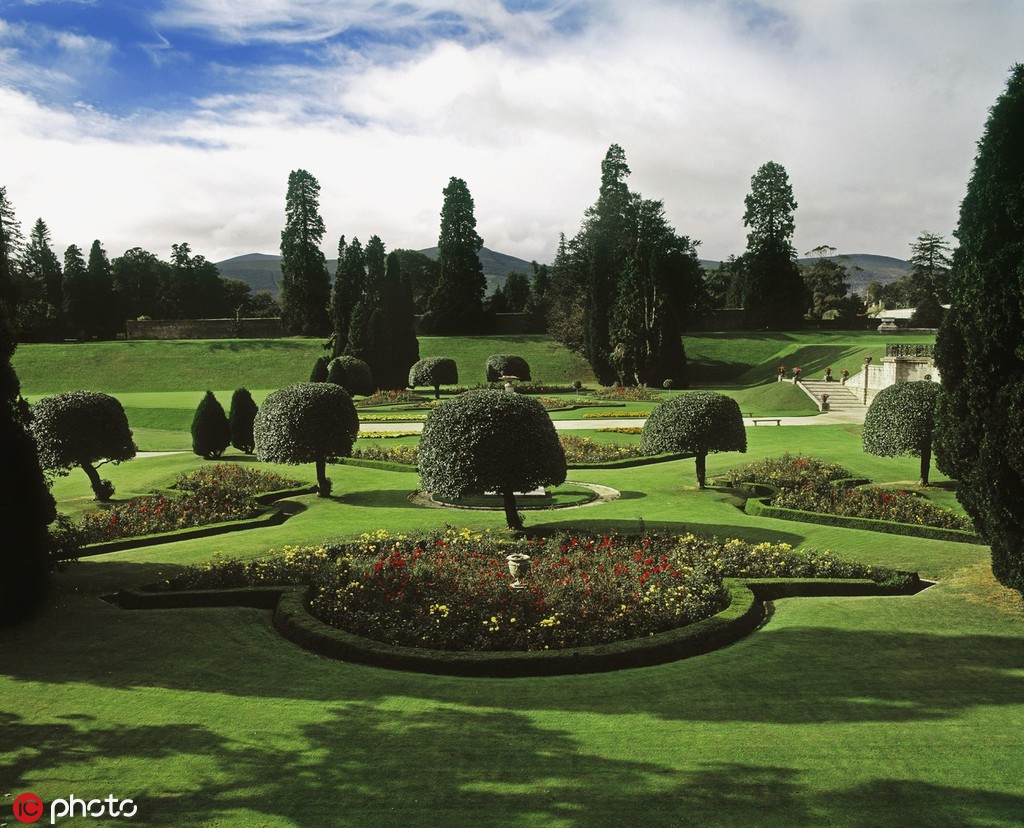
[114,575,926,676]
[75,485,315,557]
[743,494,984,544]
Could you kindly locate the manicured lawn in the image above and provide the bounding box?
[9,330,1024,826]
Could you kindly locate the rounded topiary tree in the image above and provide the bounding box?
[485,354,531,383]
[191,390,231,459]
[253,382,359,497]
[862,380,940,486]
[640,391,746,489]
[418,389,566,530]
[31,390,136,501]
[327,355,374,397]
[408,357,459,399]
[309,355,329,382]
[228,388,258,454]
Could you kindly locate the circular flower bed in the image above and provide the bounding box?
[163,529,912,652]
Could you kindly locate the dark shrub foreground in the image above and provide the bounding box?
[164,530,913,652]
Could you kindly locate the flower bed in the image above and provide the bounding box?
[721,454,973,532]
[78,464,302,543]
[355,390,428,407]
[593,386,662,401]
[559,434,647,463]
[163,529,913,653]
[581,410,650,419]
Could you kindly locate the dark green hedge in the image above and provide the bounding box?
[485,354,531,382]
[115,575,924,676]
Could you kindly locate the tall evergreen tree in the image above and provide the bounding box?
[112,247,170,321]
[330,236,364,357]
[934,63,1024,594]
[741,161,807,328]
[62,244,89,337]
[904,231,952,307]
[87,240,119,338]
[20,218,63,339]
[425,177,486,334]
[280,169,331,335]
[0,187,53,624]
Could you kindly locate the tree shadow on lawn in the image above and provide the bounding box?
[5,705,1021,827]
[333,489,428,509]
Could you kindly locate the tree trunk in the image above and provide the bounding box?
[503,489,524,531]
[433,385,441,400]
[79,461,109,501]
[919,443,931,487]
[695,452,707,490]
[315,458,330,497]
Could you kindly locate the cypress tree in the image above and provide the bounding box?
[228,388,258,454]
[330,236,364,357]
[0,187,53,624]
[934,63,1024,594]
[62,244,89,338]
[191,390,231,459]
[87,240,118,338]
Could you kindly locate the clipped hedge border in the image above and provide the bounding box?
[744,495,984,544]
[568,451,691,470]
[114,575,924,677]
[74,485,316,557]
[338,457,419,474]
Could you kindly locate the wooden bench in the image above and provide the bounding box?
[751,418,782,426]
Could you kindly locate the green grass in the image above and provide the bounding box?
[8,331,1023,826]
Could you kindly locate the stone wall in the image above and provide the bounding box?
[126,318,285,340]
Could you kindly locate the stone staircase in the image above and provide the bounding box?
[799,379,870,420]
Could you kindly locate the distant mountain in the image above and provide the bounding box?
[701,253,911,297]
[218,249,911,299]
[216,246,536,296]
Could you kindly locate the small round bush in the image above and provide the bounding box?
[418,389,565,529]
[641,391,746,489]
[191,390,231,459]
[253,383,360,496]
[863,380,940,485]
[485,354,531,382]
[327,355,374,396]
[408,357,459,399]
[31,390,136,501]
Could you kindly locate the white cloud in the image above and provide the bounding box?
[2,0,1023,266]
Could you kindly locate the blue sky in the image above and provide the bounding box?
[1,0,1022,265]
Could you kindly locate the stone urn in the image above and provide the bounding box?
[506,553,531,589]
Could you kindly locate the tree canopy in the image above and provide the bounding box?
[862,381,940,485]
[934,63,1024,594]
[418,389,566,529]
[254,382,359,497]
[640,391,746,488]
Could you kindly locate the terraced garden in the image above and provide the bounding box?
[5,334,1023,827]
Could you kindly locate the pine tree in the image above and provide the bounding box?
[425,177,486,333]
[934,64,1024,594]
[20,218,63,338]
[62,244,89,338]
[280,169,331,335]
[741,161,807,329]
[86,240,119,338]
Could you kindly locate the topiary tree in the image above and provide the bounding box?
[31,390,136,501]
[486,354,531,383]
[862,381,940,486]
[934,64,1024,594]
[418,389,566,530]
[228,388,258,454]
[309,355,329,382]
[191,390,231,459]
[253,382,359,497]
[408,357,459,399]
[640,391,746,489]
[326,355,374,397]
